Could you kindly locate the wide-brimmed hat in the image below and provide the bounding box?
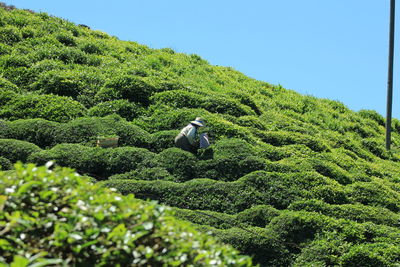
[191,117,205,127]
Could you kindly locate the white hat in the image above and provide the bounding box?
[191,117,205,127]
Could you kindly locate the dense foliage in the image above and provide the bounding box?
[1,4,400,266]
[0,163,253,266]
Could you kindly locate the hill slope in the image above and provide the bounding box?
[1,4,400,266]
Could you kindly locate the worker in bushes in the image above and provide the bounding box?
[175,117,210,153]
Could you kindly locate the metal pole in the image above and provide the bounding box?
[386,0,396,150]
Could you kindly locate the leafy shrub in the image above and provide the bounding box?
[148,130,179,153]
[56,32,76,46]
[196,156,266,181]
[0,155,12,170]
[0,77,19,91]
[96,74,155,106]
[346,181,400,212]
[212,138,256,160]
[358,109,385,127]
[0,138,41,162]
[88,99,145,121]
[52,115,150,148]
[31,69,84,97]
[0,93,87,122]
[0,25,22,44]
[341,243,400,267]
[58,47,88,64]
[236,205,281,228]
[258,131,329,152]
[151,90,255,117]
[108,167,174,181]
[288,199,400,227]
[0,163,253,266]
[156,148,197,182]
[311,184,349,204]
[28,144,156,178]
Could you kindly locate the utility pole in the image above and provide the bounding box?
[386,0,396,150]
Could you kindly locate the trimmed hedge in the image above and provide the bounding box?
[28,144,157,178]
[0,162,253,266]
[0,138,41,162]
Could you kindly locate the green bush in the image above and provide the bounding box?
[0,92,87,122]
[212,138,256,160]
[0,163,253,266]
[0,77,19,91]
[156,148,197,182]
[0,138,41,162]
[108,167,174,181]
[346,181,400,212]
[30,69,84,97]
[0,25,22,44]
[148,129,179,153]
[88,99,145,121]
[196,156,266,181]
[0,155,12,170]
[28,144,156,179]
[53,116,150,148]
[3,118,59,148]
[288,199,400,227]
[96,74,155,106]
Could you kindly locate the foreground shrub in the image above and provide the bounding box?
[0,163,253,266]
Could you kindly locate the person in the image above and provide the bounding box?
[175,117,206,153]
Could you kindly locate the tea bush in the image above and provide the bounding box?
[28,144,157,178]
[96,74,155,106]
[0,163,253,266]
[53,115,150,148]
[108,167,175,181]
[148,129,179,153]
[0,155,12,170]
[2,118,59,148]
[288,199,400,227]
[87,99,145,121]
[0,91,87,122]
[156,148,197,182]
[0,138,41,162]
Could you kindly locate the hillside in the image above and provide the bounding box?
[1,4,400,266]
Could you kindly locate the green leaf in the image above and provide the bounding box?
[10,255,29,267]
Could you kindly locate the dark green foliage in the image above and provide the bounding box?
[0,163,253,266]
[148,129,179,152]
[196,156,266,181]
[0,25,22,44]
[96,74,155,106]
[31,70,84,97]
[87,99,145,121]
[28,144,156,178]
[2,119,59,148]
[109,167,174,181]
[156,148,197,181]
[0,155,12,170]
[54,115,150,148]
[288,199,400,227]
[0,91,87,122]
[0,138,41,162]
[346,181,400,212]
[151,90,255,117]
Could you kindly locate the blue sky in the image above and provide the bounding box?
[6,0,400,117]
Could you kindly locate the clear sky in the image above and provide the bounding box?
[5,0,400,117]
